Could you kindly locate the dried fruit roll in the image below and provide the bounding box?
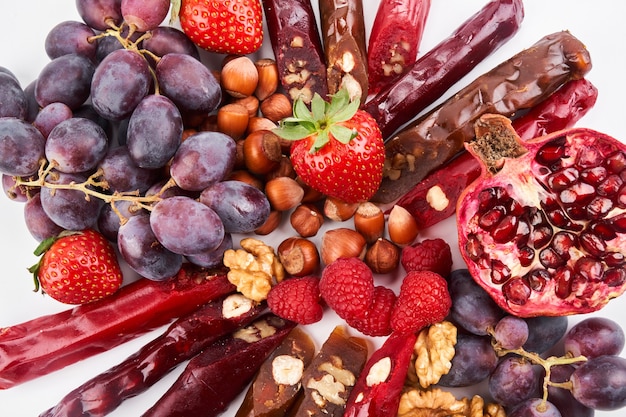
[235,327,316,417]
[0,263,235,389]
[373,30,592,203]
[142,314,296,417]
[291,326,369,417]
[318,0,369,103]
[262,0,328,104]
[363,0,524,139]
[367,0,431,95]
[40,294,265,417]
[395,78,599,229]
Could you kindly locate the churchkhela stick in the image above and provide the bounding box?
[318,0,369,104]
[141,314,296,417]
[363,0,524,139]
[393,78,599,229]
[262,0,328,104]
[40,294,265,417]
[372,30,593,204]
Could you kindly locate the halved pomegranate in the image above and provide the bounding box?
[457,114,626,317]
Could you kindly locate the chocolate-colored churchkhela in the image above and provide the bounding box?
[318,0,369,103]
[262,0,328,104]
[372,31,593,203]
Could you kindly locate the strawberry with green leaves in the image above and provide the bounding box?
[29,229,123,305]
[173,0,264,55]
[275,89,385,204]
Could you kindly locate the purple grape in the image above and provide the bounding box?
[564,317,625,358]
[0,72,27,119]
[145,179,198,200]
[91,49,151,121]
[523,316,569,354]
[33,102,73,138]
[508,399,563,417]
[149,196,225,256]
[35,53,95,109]
[46,117,109,174]
[3,174,29,202]
[0,117,46,177]
[76,0,123,31]
[547,364,594,417]
[95,34,124,62]
[117,212,183,281]
[156,53,221,115]
[448,269,505,335]
[489,355,542,408]
[0,66,18,81]
[39,171,102,230]
[494,315,529,349]
[98,145,160,193]
[73,104,114,139]
[44,20,97,60]
[199,180,271,234]
[22,80,40,122]
[169,132,236,191]
[97,200,142,242]
[437,333,498,387]
[126,94,183,169]
[570,355,626,410]
[24,193,64,241]
[142,27,200,61]
[186,233,233,269]
[121,0,170,32]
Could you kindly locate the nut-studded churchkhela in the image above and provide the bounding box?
[290,326,368,417]
[318,0,369,104]
[262,0,328,104]
[364,0,524,139]
[372,30,593,203]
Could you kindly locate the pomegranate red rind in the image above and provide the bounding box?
[457,115,626,317]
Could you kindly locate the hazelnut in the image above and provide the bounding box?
[216,103,249,139]
[227,170,264,190]
[221,56,259,98]
[265,177,304,211]
[233,95,260,118]
[260,92,293,123]
[323,196,359,222]
[320,228,367,265]
[388,205,419,246]
[254,210,282,235]
[247,116,277,134]
[298,178,326,203]
[353,202,385,243]
[365,238,400,274]
[290,203,324,237]
[255,58,279,101]
[277,237,320,276]
[265,155,296,181]
[243,130,283,175]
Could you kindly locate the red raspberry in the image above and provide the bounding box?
[401,238,453,277]
[346,286,396,337]
[267,276,324,325]
[391,270,452,334]
[319,257,375,320]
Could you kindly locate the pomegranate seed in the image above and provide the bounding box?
[604,268,626,287]
[604,252,625,268]
[535,136,566,166]
[576,145,603,168]
[502,278,531,305]
[580,166,608,185]
[580,232,607,257]
[587,196,613,219]
[610,213,626,233]
[618,186,626,209]
[558,182,595,205]
[597,174,623,196]
[507,198,525,216]
[518,246,535,267]
[525,269,549,291]
[565,205,587,221]
[478,187,507,211]
[590,221,617,240]
[531,224,553,249]
[492,215,518,243]
[554,267,573,299]
[546,166,579,191]
[478,205,505,230]
[546,208,582,231]
[605,150,626,174]
[515,217,531,247]
[464,234,483,261]
[490,259,511,284]
[574,257,604,281]
[552,231,578,257]
[539,247,566,269]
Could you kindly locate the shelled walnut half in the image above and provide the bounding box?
[398,388,506,417]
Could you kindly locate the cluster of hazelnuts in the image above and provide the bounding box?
[183,54,420,279]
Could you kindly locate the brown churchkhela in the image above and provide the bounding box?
[373,30,592,203]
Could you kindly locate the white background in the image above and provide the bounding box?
[0,0,625,416]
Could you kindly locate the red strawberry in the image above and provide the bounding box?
[401,238,453,277]
[275,89,385,203]
[176,0,264,55]
[391,270,451,334]
[267,276,324,325]
[30,229,123,305]
[346,286,396,337]
[319,257,375,320]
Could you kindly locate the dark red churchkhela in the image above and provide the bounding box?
[458,114,626,317]
[374,30,592,203]
[0,263,234,389]
[395,78,599,229]
[363,0,524,139]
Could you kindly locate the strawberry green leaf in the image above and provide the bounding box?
[310,93,326,121]
[329,124,357,144]
[273,123,312,141]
